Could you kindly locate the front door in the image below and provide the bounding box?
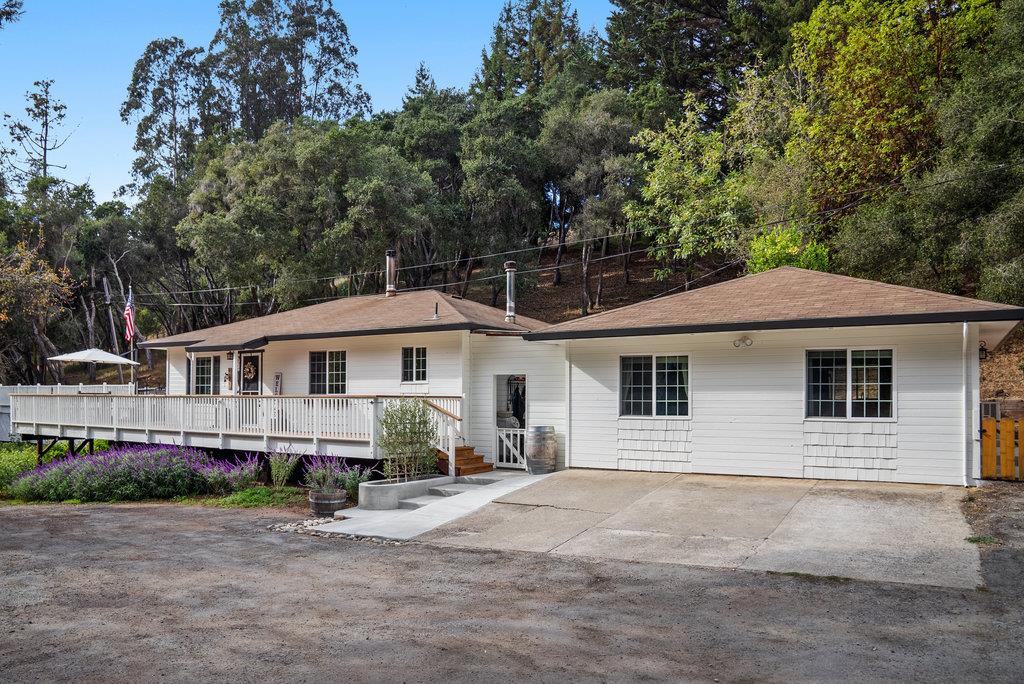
[495,374,527,469]
[239,353,262,395]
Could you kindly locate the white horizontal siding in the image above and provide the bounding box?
[261,332,462,397]
[567,323,970,485]
[164,332,464,398]
[468,335,567,466]
[167,349,187,394]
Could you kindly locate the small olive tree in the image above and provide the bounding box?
[378,399,439,482]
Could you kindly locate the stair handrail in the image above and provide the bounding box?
[423,399,461,422]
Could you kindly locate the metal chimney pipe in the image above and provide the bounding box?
[504,260,517,323]
[385,249,397,297]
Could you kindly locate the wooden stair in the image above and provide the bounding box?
[437,445,494,476]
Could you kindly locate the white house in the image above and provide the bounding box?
[11,263,1023,485]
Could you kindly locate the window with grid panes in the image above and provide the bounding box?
[655,355,689,416]
[621,355,690,417]
[851,349,892,418]
[402,346,427,382]
[806,349,893,419]
[309,351,346,394]
[806,350,847,417]
[195,356,213,395]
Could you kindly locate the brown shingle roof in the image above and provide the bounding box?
[524,267,1024,341]
[142,289,548,351]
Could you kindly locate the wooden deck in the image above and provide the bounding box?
[10,393,464,460]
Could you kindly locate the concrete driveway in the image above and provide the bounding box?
[419,470,982,588]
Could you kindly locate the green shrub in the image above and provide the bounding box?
[747,226,830,273]
[340,463,373,502]
[268,451,301,489]
[378,399,438,482]
[0,443,37,493]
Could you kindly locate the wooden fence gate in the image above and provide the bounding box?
[981,417,1022,481]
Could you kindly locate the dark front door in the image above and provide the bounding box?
[239,353,262,395]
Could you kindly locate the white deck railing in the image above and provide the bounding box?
[0,383,133,403]
[11,393,462,447]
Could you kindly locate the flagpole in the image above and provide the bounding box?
[129,285,136,391]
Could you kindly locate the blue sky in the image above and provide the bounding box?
[0,0,613,203]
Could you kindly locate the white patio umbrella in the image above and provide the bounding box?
[48,348,140,366]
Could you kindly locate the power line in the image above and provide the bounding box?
[134,227,644,301]
[136,160,1021,307]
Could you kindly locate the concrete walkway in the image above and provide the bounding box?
[312,470,547,540]
[419,470,982,588]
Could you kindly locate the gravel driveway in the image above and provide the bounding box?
[1,495,1022,682]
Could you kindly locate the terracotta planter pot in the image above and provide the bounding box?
[308,488,347,517]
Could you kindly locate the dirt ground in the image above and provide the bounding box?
[1,490,1023,683]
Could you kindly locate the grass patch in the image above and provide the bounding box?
[0,442,38,493]
[175,486,308,509]
[966,534,1001,545]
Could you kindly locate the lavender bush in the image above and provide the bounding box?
[8,445,260,502]
[302,454,345,491]
[301,455,374,502]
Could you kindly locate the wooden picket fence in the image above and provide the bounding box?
[981,417,1022,481]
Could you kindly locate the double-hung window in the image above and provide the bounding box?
[620,355,689,417]
[309,351,346,394]
[402,346,427,382]
[806,349,893,419]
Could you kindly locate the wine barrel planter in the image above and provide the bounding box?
[525,425,557,474]
[308,488,347,517]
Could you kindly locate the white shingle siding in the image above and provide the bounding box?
[616,417,692,471]
[567,323,973,485]
[802,421,897,481]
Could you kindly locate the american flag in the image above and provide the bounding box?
[123,289,136,343]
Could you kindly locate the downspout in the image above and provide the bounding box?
[962,321,971,487]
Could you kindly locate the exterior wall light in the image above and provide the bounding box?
[733,336,753,348]
[979,341,989,360]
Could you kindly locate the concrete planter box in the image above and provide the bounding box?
[358,475,454,510]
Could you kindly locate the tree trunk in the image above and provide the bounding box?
[102,276,125,383]
[459,258,475,298]
[553,195,567,285]
[622,231,635,285]
[580,242,593,316]
[79,292,97,381]
[595,235,609,309]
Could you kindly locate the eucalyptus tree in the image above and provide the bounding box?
[121,38,225,186]
[207,0,370,140]
[4,79,73,184]
[473,0,584,100]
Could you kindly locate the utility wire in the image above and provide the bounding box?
[136,160,1021,306]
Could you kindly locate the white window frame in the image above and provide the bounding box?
[309,350,347,395]
[804,346,897,422]
[401,346,427,384]
[617,353,691,419]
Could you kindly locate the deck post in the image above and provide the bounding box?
[369,399,380,460]
[447,417,456,477]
